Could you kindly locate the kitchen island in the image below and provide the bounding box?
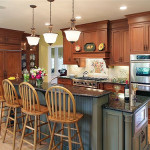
[103,93,150,150]
[12,79,111,150]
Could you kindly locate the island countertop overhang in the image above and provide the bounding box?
[12,79,111,98]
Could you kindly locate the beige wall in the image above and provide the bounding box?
[39,31,63,82]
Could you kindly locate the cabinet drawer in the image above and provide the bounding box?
[103,83,125,93]
[58,78,73,85]
[134,104,148,134]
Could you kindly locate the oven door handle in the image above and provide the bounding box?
[131,60,150,63]
[137,84,150,87]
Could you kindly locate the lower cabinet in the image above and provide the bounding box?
[99,83,125,93]
[57,78,73,85]
[103,104,148,150]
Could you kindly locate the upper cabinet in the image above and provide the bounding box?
[62,32,76,65]
[61,21,109,66]
[126,11,150,54]
[21,33,39,73]
[0,28,23,50]
[110,19,130,66]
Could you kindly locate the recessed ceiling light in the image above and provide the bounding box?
[45,22,50,26]
[120,6,127,10]
[75,16,82,19]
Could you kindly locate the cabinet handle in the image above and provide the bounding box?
[141,131,145,143]
[144,45,146,51]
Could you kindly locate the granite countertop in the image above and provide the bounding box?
[103,93,150,113]
[12,79,111,98]
[58,76,126,85]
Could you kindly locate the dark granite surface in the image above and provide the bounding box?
[59,76,126,85]
[103,93,150,113]
[12,79,111,98]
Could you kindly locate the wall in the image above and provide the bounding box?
[39,31,63,82]
[67,58,129,80]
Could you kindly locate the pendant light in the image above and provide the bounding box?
[26,5,40,46]
[43,0,58,45]
[64,0,81,43]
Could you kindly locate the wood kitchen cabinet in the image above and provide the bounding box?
[0,50,22,84]
[110,19,130,66]
[21,33,39,73]
[101,83,125,93]
[0,28,23,45]
[61,21,109,66]
[126,12,150,54]
[58,77,73,85]
[61,32,76,65]
[0,28,24,85]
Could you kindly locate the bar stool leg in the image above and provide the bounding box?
[34,115,37,150]
[60,123,64,150]
[2,107,11,143]
[19,114,28,150]
[0,101,3,138]
[49,123,56,150]
[38,115,41,145]
[68,124,72,150]
[75,122,84,150]
[12,108,17,150]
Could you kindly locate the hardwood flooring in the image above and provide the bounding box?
[0,124,150,149]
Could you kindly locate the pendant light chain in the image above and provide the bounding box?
[50,2,52,25]
[72,0,74,19]
[32,7,35,29]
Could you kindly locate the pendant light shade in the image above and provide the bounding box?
[64,0,81,43]
[43,0,58,45]
[27,5,40,46]
[64,30,81,43]
[43,32,58,45]
[26,36,40,46]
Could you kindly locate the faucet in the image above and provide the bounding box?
[83,71,88,77]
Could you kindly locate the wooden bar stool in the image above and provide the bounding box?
[2,79,23,150]
[0,85,8,138]
[19,82,52,150]
[45,86,84,150]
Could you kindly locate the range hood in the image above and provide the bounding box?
[73,51,110,67]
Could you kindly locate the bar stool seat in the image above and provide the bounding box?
[48,111,83,123]
[21,105,49,115]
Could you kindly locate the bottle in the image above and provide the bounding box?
[124,80,129,103]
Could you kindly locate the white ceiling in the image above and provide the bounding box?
[0,0,150,35]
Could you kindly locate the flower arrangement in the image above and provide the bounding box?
[30,67,47,80]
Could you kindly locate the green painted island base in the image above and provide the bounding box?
[37,91,109,150]
[14,85,109,150]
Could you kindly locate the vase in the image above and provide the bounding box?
[36,78,43,87]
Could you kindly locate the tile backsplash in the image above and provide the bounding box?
[67,58,129,80]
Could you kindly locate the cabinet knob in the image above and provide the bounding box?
[144,45,146,51]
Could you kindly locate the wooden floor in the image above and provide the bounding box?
[0,124,49,150]
[0,124,150,149]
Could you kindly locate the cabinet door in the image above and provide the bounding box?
[63,34,76,65]
[130,24,145,53]
[103,109,123,150]
[97,29,108,51]
[122,30,130,64]
[0,51,4,85]
[83,31,97,47]
[111,30,122,64]
[4,51,22,78]
[145,23,150,52]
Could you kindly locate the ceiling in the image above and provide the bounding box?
[0,0,150,35]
